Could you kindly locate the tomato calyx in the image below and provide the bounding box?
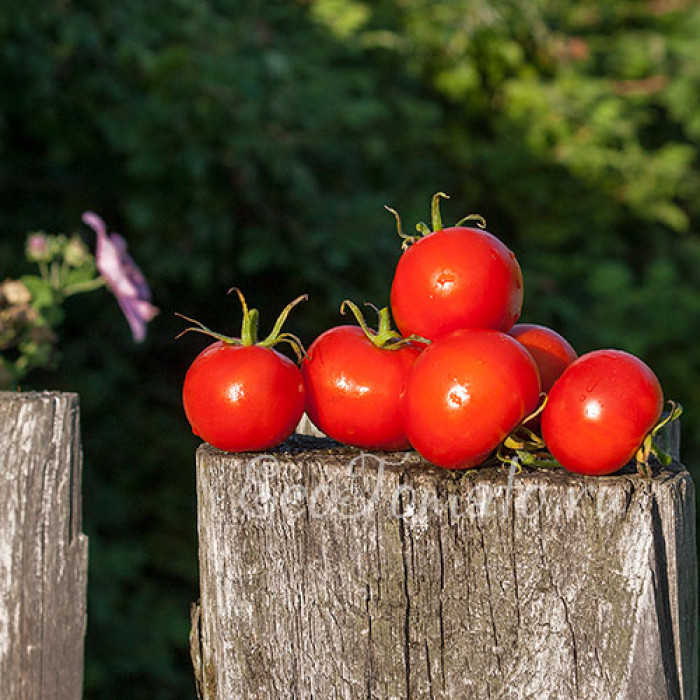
[385,191,487,250]
[495,397,683,478]
[494,395,560,472]
[340,300,427,350]
[176,288,308,360]
[635,400,683,477]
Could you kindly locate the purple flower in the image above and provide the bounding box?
[82,211,158,343]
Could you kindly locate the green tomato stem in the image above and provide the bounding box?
[430,191,449,231]
[241,308,259,346]
[227,288,256,345]
[340,299,424,350]
[387,192,488,250]
[176,288,307,361]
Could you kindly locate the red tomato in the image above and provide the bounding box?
[180,290,307,452]
[389,195,523,340]
[509,323,577,392]
[541,349,664,475]
[302,325,422,450]
[183,342,305,451]
[402,328,541,469]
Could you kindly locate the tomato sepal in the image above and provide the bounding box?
[635,400,683,476]
[340,300,428,350]
[494,394,560,471]
[176,288,307,361]
[386,191,487,250]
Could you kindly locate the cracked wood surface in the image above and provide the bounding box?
[193,435,697,700]
[0,392,88,700]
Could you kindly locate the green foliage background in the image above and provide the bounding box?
[1,0,699,696]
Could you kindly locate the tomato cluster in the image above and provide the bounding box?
[181,193,679,477]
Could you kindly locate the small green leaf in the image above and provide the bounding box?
[63,264,98,288]
[19,275,56,310]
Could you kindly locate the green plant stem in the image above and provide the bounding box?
[64,276,108,297]
[50,262,61,290]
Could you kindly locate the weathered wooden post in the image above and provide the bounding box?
[0,392,88,699]
[191,429,697,699]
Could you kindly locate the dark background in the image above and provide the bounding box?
[1,1,699,697]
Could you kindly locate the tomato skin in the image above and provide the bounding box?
[390,226,523,340]
[509,323,577,392]
[541,349,664,475]
[402,328,541,469]
[183,342,305,452]
[301,325,422,450]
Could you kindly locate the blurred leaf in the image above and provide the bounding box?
[19,275,55,309]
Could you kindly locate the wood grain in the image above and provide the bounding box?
[192,435,697,700]
[0,392,88,699]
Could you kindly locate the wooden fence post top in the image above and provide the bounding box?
[0,389,80,404]
[0,389,79,397]
[196,432,691,489]
[193,435,697,700]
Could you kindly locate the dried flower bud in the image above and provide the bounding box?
[0,279,32,307]
[7,304,38,326]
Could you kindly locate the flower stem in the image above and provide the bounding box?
[64,276,108,297]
